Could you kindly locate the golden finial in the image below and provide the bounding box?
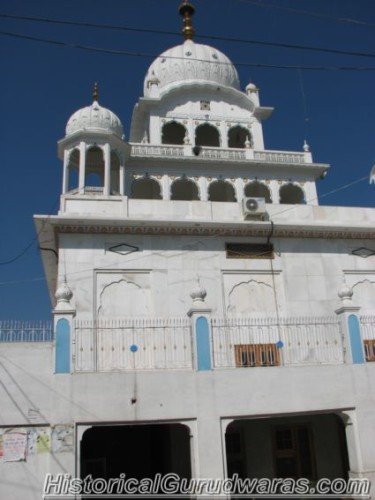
[92,82,99,102]
[179,0,195,41]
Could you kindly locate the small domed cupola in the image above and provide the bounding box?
[66,83,123,138]
[58,84,127,199]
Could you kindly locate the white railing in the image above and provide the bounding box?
[360,316,375,340]
[131,144,184,158]
[199,147,246,161]
[254,150,306,164]
[0,320,53,342]
[74,317,192,372]
[130,143,308,164]
[211,316,343,368]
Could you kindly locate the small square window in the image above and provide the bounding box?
[200,100,211,111]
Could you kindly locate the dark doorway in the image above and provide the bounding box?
[81,423,191,496]
[225,414,349,483]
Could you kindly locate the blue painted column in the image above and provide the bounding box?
[348,314,365,364]
[187,284,212,371]
[53,279,75,374]
[195,316,212,371]
[55,318,71,373]
[335,287,363,364]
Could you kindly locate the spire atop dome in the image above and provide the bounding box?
[179,0,195,40]
[93,82,99,102]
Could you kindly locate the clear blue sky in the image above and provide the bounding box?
[0,0,374,320]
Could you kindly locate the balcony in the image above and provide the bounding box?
[130,143,311,165]
[73,315,349,372]
[2,315,374,371]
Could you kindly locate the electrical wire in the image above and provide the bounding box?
[0,197,60,266]
[1,12,375,58]
[237,0,375,28]
[1,30,375,71]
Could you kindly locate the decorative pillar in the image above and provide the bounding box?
[339,411,364,477]
[235,178,244,203]
[103,143,111,196]
[78,141,86,193]
[119,154,125,196]
[270,180,280,204]
[188,281,213,371]
[62,149,70,194]
[162,175,172,200]
[220,122,228,149]
[335,277,365,364]
[53,278,75,374]
[199,177,208,201]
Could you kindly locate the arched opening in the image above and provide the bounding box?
[228,126,251,149]
[244,181,272,203]
[81,423,191,488]
[67,149,79,192]
[195,123,220,147]
[161,121,186,145]
[279,183,305,204]
[85,146,104,193]
[171,178,199,201]
[110,151,120,195]
[131,178,162,200]
[225,414,349,484]
[208,180,236,202]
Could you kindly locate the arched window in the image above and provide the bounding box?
[67,148,79,192]
[85,146,104,192]
[171,178,199,201]
[244,181,272,203]
[131,178,162,199]
[228,126,251,148]
[161,121,186,145]
[279,183,305,204]
[208,180,236,202]
[195,123,220,147]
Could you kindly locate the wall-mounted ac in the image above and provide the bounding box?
[242,197,267,220]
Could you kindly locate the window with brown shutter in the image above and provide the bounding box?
[234,343,280,367]
[364,340,375,362]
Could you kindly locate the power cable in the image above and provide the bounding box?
[0,197,60,266]
[1,30,375,71]
[237,0,375,28]
[1,12,375,58]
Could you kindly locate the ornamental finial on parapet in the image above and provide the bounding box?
[190,276,207,304]
[303,140,310,152]
[179,0,196,40]
[92,82,99,102]
[338,275,353,306]
[55,277,73,311]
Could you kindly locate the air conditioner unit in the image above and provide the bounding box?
[242,197,267,220]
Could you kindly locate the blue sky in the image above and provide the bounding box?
[0,0,374,319]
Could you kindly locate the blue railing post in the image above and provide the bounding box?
[335,278,365,364]
[188,282,213,371]
[53,279,76,374]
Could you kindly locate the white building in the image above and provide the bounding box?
[1,2,375,498]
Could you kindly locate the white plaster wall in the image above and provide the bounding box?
[1,343,375,499]
[57,232,375,319]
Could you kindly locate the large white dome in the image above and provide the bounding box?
[66,100,123,137]
[144,39,240,97]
